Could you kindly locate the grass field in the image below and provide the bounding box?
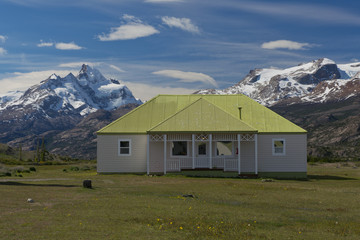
[1,163,360,239]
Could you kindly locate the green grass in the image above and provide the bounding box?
[1,163,360,239]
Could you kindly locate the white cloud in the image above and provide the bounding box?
[145,0,183,3]
[97,15,159,41]
[261,40,312,50]
[123,81,196,101]
[37,41,53,47]
[0,35,7,43]
[153,70,218,87]
[55,42,83,50]
[0,70,74,95]
[161,16,200,34]
[0,47,6,55]
[109,64,125,72]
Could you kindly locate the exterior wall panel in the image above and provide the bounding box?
[149,142,164,173]
[258,134,307,172]
[240,141,255,173]
[97,134,147,173]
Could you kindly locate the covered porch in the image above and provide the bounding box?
[147,133,258,175]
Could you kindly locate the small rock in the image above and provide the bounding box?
[83,180,92,188]
[261,179,274,182]
[27,198,34,203]
[182,194,195,198]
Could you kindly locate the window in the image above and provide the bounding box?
[171,141,188,156]
[118,139,131,156]
[216,141,233,156]
[197,142,207,156]
[272,139,285,156]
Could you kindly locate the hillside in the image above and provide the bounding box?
[46,103,139,159]
[270,95,360,160]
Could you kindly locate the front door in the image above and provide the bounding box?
[197,142,207,156]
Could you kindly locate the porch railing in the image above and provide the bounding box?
[166,157,238,172]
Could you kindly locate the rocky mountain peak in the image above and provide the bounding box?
[77,64,107,85]
[196,58,360,106]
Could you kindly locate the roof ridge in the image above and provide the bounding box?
[148,97,257,132]
[147,97,203,132]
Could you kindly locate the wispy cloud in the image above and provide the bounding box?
[153,69,218,87]
[261,40,313,50]
[0,35,7,43]
[233,2,360,25]
[161,16,200,34]
[109,64,125,72]
[97,15,159,41]
[0,47,7,55]
[55,42,83,50]
[124,81,196,101]
[37,41,53,47]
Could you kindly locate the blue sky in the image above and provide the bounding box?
[0,0,359,100]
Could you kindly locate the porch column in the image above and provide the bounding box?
[237,134,241,175]
[209,134,212,169]
[192,134,195,169]
[164,134,167,175]
[147,134,150,175]
[254,134,258,175]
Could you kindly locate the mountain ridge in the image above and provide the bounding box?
[195,58,360,106]
[0,64,141,151]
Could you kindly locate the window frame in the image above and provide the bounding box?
[118,139,131,156]
[272,138,286,156]
[171,141,189,157]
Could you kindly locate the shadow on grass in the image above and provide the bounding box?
[0,181,78,188]
[307,175,357,180]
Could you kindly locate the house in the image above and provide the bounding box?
[97,94,307,178]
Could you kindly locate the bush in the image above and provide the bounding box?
[11,166,25,173]
[70,166,79,171]
[80,166,91,171]
[29,167,36,172]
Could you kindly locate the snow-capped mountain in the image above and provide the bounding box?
[0,90,24,105]
[196,58,360,106]
[0,64,142,147]
[0,64,142,117]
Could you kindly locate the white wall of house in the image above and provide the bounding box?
[97,134,147,173]
[149,141,164,173]
[97,133,307,174]
[240,141,255,173]
[257,134,307,172]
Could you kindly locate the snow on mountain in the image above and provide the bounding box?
[0,64,142,117]
[0,90,24,104]
[195,58,360,106]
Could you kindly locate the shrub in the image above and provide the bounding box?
[80,166,91,171]
[70,166,79,171]
[29,167,36,172]
[11,166,25,173]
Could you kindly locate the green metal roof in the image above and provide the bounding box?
[97,94,306,134]
[148,98,257,133]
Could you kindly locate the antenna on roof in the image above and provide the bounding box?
[238,107,242,120]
